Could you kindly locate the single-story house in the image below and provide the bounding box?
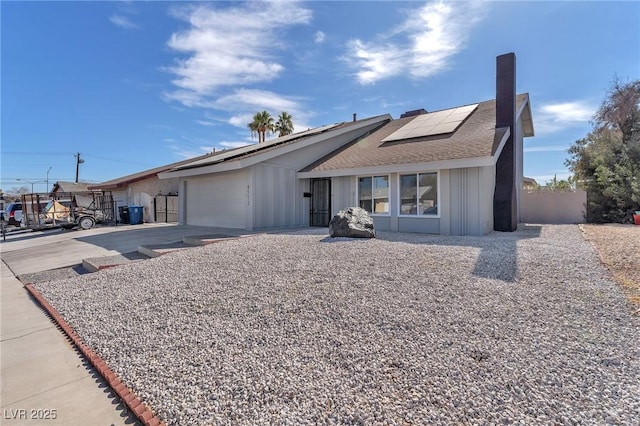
[88,153,213,223]
[159,53,534,236]
[522,177,539,192]
[51,181,91,194]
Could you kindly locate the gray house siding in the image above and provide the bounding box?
[447,166,495,236]
[327,166,495,236]
[331,176,354,217]
[251,164,308,229]
[515,114,525,221]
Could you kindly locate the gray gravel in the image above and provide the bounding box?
[32,225,640,425]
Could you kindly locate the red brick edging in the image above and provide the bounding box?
[24,283,165,426]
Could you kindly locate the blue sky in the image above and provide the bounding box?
[2,1,639,193]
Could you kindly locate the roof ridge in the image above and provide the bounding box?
[401,93,529,117]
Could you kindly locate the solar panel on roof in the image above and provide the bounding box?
[173,123,341,170]
[382,104,478,142]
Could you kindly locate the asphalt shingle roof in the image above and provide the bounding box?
[166,115,391,173]
[88,153,216,189]
[301,94,529,173]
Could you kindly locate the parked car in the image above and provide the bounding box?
[5,202,23,226]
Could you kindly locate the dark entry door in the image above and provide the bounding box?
[310,178,331,227]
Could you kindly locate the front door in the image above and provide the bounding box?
[310,178,331,227]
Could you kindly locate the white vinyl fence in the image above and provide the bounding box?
[521,189,587,224]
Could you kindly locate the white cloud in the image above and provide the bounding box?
[523,145,569,153]
[195,120,218,127]
[345,1,486,84]
[314,30,325,43]
[165,2,312,101]
[213,88,314,132]
[214,89,303,113]
[540,102,593,121]
[228,113,255,129]
[535,101,595,134]
[162,2,318,137]
[346,40,405,84]
[109,15,138,29]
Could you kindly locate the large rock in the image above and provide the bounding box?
[329,207,376,238]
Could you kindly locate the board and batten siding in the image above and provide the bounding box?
[331,176,355,217]
[251,164,309,228]
[181,170,249,228]
[446,166,495,236]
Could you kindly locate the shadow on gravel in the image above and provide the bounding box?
[318,224,543,283]
[470,225,542,282]
[18,264,90,284]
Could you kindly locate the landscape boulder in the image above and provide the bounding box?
[329,207,376,238]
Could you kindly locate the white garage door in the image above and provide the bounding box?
[184,170,248,228]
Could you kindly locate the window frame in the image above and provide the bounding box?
[397,170,440,218]
[356,174,391,216]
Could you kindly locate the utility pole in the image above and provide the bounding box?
[46,166,52,193]
[74,152,84,183]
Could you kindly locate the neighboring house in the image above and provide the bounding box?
[160,53,534,236]
[88,153,214,223]
[523,177,538,191]
[51,181,90,194]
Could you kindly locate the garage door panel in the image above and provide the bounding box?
[186,171,247,228]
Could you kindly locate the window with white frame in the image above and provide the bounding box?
[399,172,438,215]
[358,175,389,214]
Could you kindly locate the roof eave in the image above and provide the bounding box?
[89,174,160,190]
[517,93,534,137]
[297,153,502,179]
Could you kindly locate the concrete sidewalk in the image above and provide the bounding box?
[0,223,250,424]
[1,261,137,425]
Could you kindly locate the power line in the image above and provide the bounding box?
[0,177,77,181]
[1,151,74,156]
[3,151,151,167]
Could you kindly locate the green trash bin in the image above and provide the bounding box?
[128,206,143,225]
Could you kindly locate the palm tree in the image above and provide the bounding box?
[248,110,274,143]
[275,111,294,137]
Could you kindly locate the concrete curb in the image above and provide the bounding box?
[23,283,165,426]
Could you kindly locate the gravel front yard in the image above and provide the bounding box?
[33,225,640,425]
[581,224,640,311]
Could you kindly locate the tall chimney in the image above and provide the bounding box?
[493,52,518,232]
[353,113,357,122]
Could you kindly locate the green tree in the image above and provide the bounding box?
[544,175,576,192]
[248,110,275,143]
[566,79,640,223]
[274,111,294,137]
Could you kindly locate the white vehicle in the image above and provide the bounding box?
[4,202,23,227]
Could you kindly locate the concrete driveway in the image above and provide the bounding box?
[0,223,245,425]
[1,222,247,276]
